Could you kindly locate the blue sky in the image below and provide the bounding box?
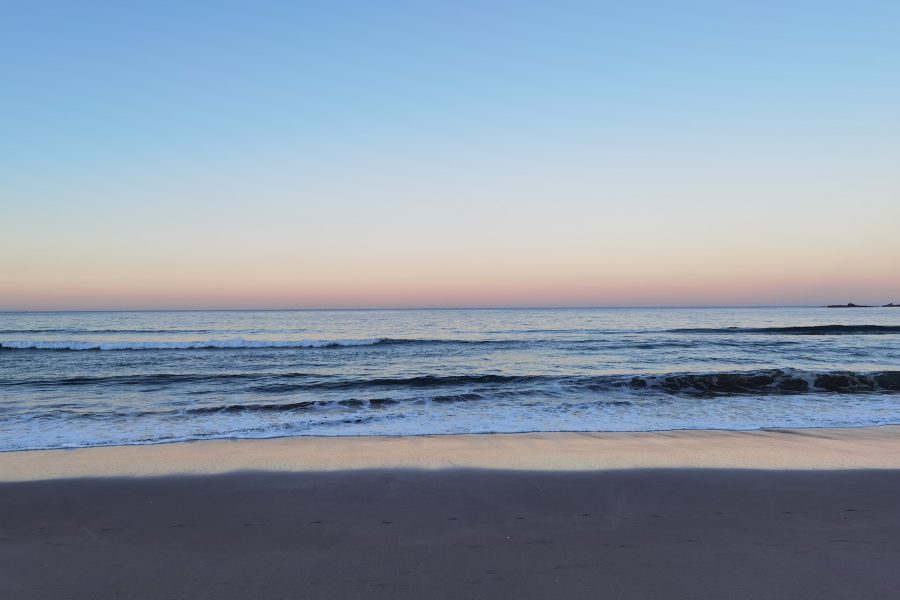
[2,1,899,309]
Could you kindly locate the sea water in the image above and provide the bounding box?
[1,307,899,450]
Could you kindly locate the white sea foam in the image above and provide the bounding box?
[0,338,384,351]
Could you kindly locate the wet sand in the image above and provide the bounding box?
[4,425,900,481]
[3,428,900,599]
[2,468,900,599]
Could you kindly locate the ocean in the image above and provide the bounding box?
[1,307,899,451]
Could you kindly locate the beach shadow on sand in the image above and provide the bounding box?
[2,468,900,599]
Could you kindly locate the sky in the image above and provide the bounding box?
[2,0,899,310]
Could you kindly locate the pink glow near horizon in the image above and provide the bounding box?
[3,263,897,310]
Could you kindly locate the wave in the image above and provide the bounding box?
[0,337,534,352]
[486,328,624,334]
[6,369,899,395]
[1,372,525,390]
[188,400,321,414]
[103,369,900,418]
[669,325,900,335]
[5,326,896,352]
[301,370,900,394]
[0,337,385,351]
[622,369,900,394]
[0,371,329,388]
[186,396,409,414]
[0,336,799,352]
[0,328,217,335]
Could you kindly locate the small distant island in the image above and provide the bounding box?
[826,302,899,308]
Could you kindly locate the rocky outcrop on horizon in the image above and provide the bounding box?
[825,302,899,308]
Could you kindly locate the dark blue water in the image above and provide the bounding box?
[2,308,899,450]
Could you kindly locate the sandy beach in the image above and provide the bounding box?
[4,426,900,481]
[2,427,900,599]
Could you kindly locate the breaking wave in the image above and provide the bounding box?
[301,369,900,395]
[7,369,899,395]
[621,369,900,394]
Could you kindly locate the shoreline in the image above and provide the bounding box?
[4,424,900,481]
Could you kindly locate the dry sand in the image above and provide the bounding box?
[3,468,900,599]
[3,427,900,599]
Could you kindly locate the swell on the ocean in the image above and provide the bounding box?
[669,325,900,335]
[0,338,386,350]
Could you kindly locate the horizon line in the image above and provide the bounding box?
[0,304,882,314]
